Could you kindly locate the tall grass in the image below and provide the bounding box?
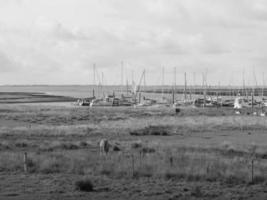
[1,146,266,184]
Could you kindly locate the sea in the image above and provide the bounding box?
[0,85,185,100]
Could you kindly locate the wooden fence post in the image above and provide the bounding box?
[251,159,254,183]
[24,152,28,173]
[139,151,142,167]
[169,156,173,167]
[131,154,135,177]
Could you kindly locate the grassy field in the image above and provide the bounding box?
[1,102,267,199]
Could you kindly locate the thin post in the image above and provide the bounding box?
[24,152,28,173]
[132,70,134,84]
[144,69,146,88]
[252,92,254,112]
[172,88,175,105]
[202,72,207,107]
[261,73,265,100]
[161,67,164,99]
[131,154,135,177]
[121,61,124,95]
[193,72,196,96]
[93,63,96,85]
[169,156,173,167]
[173,67,176,102]
[184,72,187,100]
[216,92,219,109]
[251,159,254,183]
[242,69,246,98]
[139,151,142,167]
[126,79,129,95]
[121,61,124,86]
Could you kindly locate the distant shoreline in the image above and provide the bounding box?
[0,92,77,104]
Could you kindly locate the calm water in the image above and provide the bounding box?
[0,85,244,101]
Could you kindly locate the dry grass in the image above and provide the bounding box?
[1,104,267,187]
[0,144,266,185]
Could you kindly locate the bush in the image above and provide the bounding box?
[131,142,142,149]
[14,140,30,148]
[130,126,169,136]
[141,147,156,154]
[75,178,94,192]
[113,145,121,151]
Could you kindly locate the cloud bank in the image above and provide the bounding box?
[0,0,267,85]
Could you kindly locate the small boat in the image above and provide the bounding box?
[76,97,95,106]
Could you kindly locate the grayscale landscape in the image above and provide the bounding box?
[1,1,267,199]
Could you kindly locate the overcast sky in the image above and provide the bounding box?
[0,0,267,85]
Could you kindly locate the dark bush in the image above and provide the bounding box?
[131,142,142,149]
[129,126,170,136]
[75,179,94,192]
[142,147,156,154]
[113,145,120,151]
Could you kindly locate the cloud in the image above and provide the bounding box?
[0,0,267,85]
[0,51,19,72]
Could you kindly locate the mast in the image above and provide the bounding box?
[101,72,104,86]
[121,61,124,96]
[144,69,146,87]
[93,63,96,86]
[193,72,196,97]
[184,72,187,101]
[242,69,245,98]
[126,79,129,96]
[173,67,176,104]
[261,72,265,100]
[202,72,207,107]
[121,61,124,86]
[161,67,165,99]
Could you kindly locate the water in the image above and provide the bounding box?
[1,85,256,101]
[0,85,120,98]
[0,85,187,101]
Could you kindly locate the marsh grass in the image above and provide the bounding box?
[1,145,266,185]
[1,105,267,186]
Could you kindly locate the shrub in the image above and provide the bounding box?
[191,185,202,197]
[131,142,142,149]
[14,140,30,148]
[75,178,94,192]
[129,126,170,136]
[141,147,156,154]
[113,145,121,151]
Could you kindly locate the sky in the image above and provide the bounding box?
[0,0,267,86]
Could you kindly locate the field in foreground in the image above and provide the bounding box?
[1,103,267,199]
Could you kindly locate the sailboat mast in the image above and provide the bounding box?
[93,63,96,86]
[173,67,176,104]
[161,67,164,99]
[242,69,245,98]
[184,72,187,100]
[202,72,207,107]
[261,72,265,100]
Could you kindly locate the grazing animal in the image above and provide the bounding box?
[99,139,110,156]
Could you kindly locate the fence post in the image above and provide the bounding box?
[24,152,28,173]
[169,156,173,167]
[139,151,142,167]
[131,154,135,177]
[251,159,254,183]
